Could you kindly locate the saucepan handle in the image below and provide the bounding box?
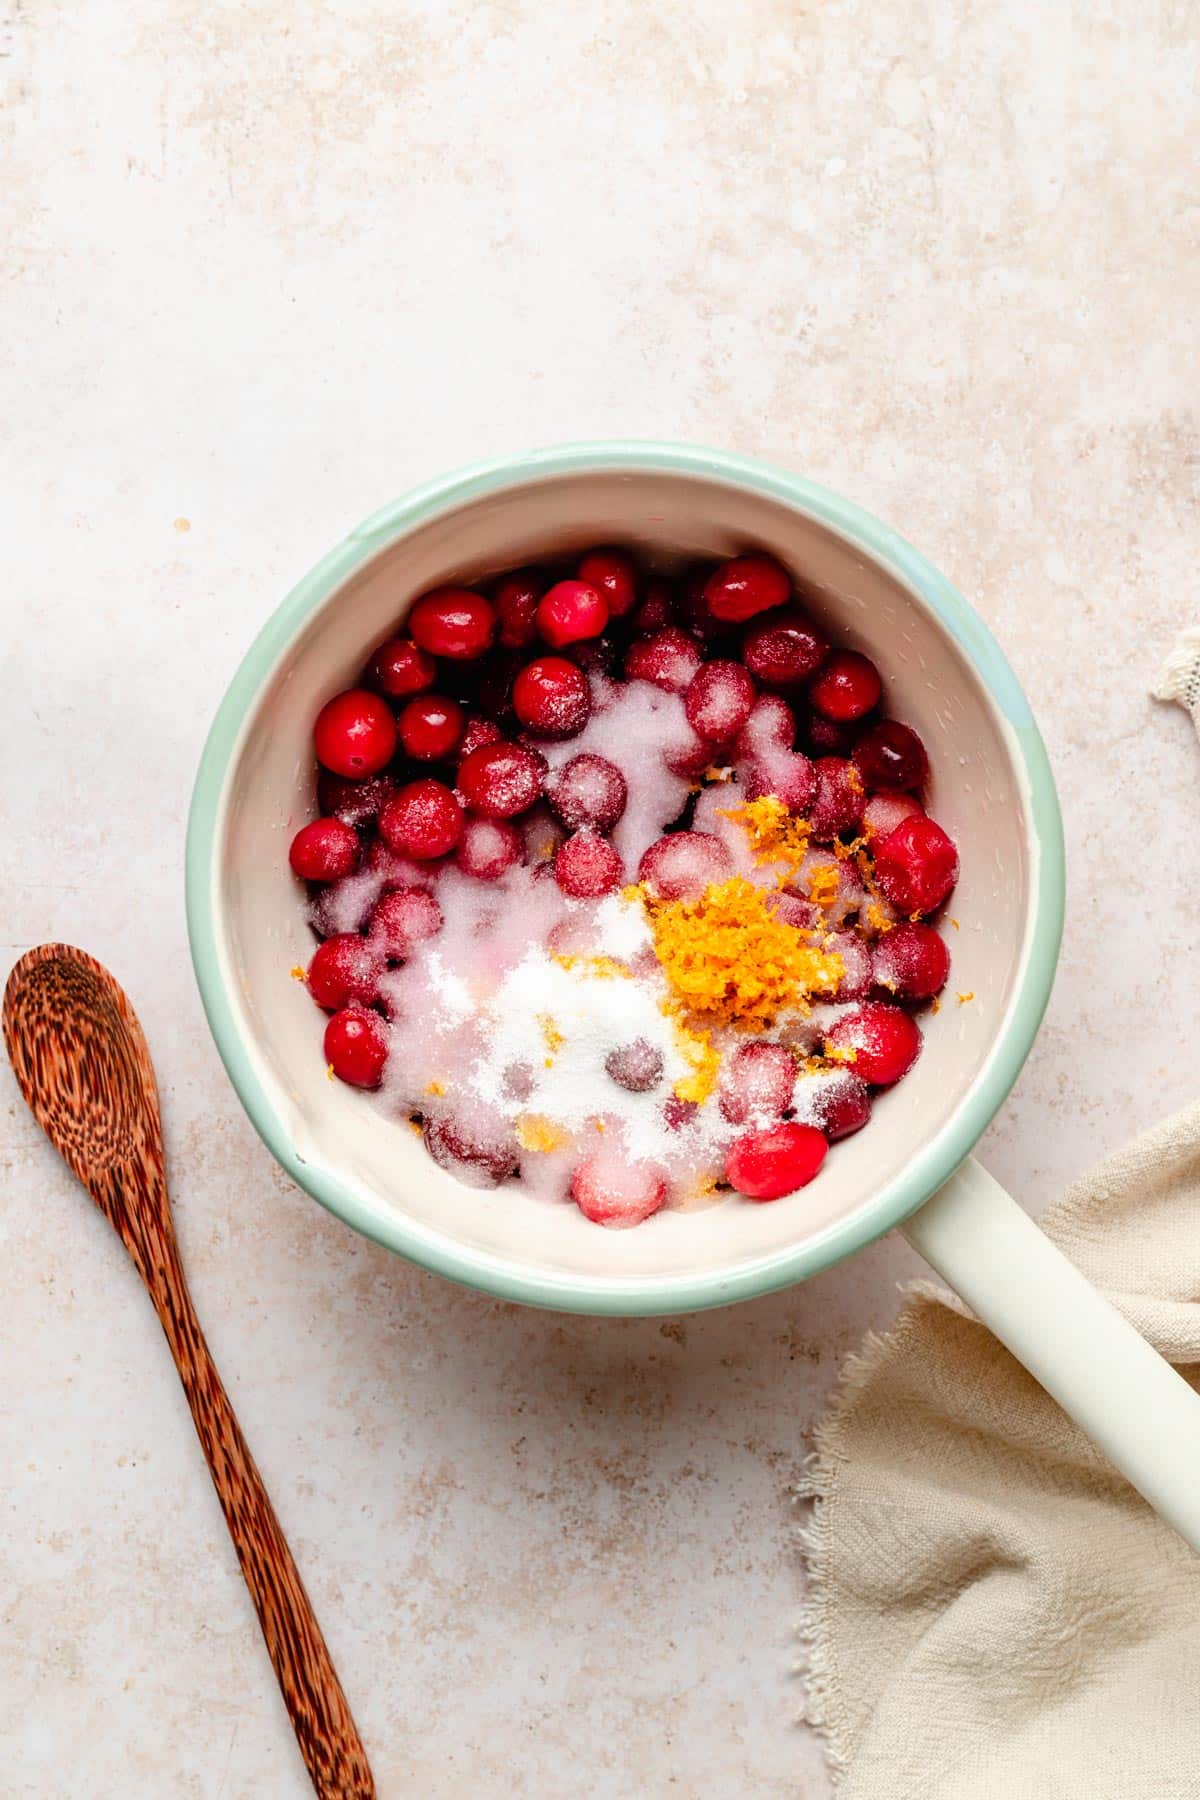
[902,1156,1200,1552]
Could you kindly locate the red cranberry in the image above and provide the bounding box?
[663,730,713,781]
[742,749,815,811]
[809,757,865,839]
[802,707,861,756]
[742,607,829,687]
[684,660,756,743]
[825,1002,921,1086]
[872,922,950,999]
[625,627,704,694]
[397,692,465,761]
[803,1069,871,1140]
[455,815,524,881]
[316,770,398,828]
[313,688,397,778]
[379,779,464,860]
[289,817,361,882]
[554,829,623,898]
[726,1121,828,1199]
[873,816,959,914]
[424,1113,519,1185]
[853,719,929,792]
[663,1096,698,1132]
[563,634,621,679]
[629,577,676,635]
[307,935,384,1011]
[809,650,882,722]
[790,849,864,927]
[324,1006,389,1088]
[571,1152,667,1227]
[863,793,924,840]
[605,1038,664,1093]
[545,753,627,831]
[458,741,544,818]
[576,547,637,619]
[536,579,609,648]
[736,694,795,757]
[767,891,817,931]
[367,636,437,699]
[703,553,792,623]
[822,930,874,1000]
[638,831,732,899]
[408,585,496,660]
[512,656,591,737]
[492,571,542,649]
[369,887,444,958]
[719,1041,797,1124]
[457,716,504,761]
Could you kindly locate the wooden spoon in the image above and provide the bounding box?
[3,944,375,1799]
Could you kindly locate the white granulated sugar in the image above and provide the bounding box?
[592,892,654,960]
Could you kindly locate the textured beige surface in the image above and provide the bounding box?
[2,4,1198,1795]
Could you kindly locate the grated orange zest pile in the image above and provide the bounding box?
[668,1016,722,1104]
[721,795,811,879]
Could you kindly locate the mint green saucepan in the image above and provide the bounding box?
[186,443,1200,1550]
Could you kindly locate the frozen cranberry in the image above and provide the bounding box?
[397,692,464,762]
[736,694,796,758]
[457,716,504,762]
[742,607,828,688]
[663,730,713,781]
[605,1038,664,1093]
[872,922,950,999]
[873,816,959,914]
[512,656,591,737]
[803,1070,871,1141]
[458,741,544,818]
[563,634,622,681]
[379,779,464,860]
[825,1002,921,1086]
[316,770,398,828]
[853,719,929,792]
[802,707,860,756]
[454,815,524,881]
[625,627,704,694]
[790,849,864,927]
[809,650,882,723]
[638,831,732,899]
[629,577,676,635]
[684,660,756,743]
[424,1113,519,1185]
[492,570,542,649]
[719,1041,796,1124]
[863,793,924,840]
[407,586,496,660]
[767,891,817,931]
[369,887,444,958]
[367,636,437,699]
[307,935,384,1011]
[576,547,637,619]
[554,829,623,898]
[324,1006,389,1088]
[663,1096,698,1132]
[809,757,865,840]
[571,1152,667,1228]
[313,688,397,778]
[536,579,609,648]
[726,1121,827,1200]
[545,753,628,832]
[742,750,815,811]
[821,930,874,1000]
[703,553,792,623]
[289,817,361,882]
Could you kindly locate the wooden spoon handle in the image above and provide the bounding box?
[147,1236,374,1798]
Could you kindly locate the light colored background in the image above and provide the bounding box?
[2,3,1198,1794]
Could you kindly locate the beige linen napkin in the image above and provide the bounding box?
[798,1082,1200,1799]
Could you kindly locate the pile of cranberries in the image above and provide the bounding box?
[289,545,960,1222]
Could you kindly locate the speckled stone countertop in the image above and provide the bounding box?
[3,4,1198,1794]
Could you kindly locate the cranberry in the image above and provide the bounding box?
[742,607,829,688]
[492,571,542,649]
[663,1096,698,1132]
[324,1006,389,1088]
[379,779,464,860]
[307,935,384,1011]
[809,757,865,839]
[736,694,795,758]
[455,815,524,881]
[457,716,504,761]
[684,660,756,743]
[703,553,792,623]
[637,831,732,899]
[803,1070,871,1141]
[397,692,464,762]
[316,770,398,828]
[571,1152,667,1228]
[822,930,874,1000]
[853,719,929,792]
[458,741,544,818]
[873,815,959,915]
[288,817,361,882]
[313,688,397,778]
[554,829,623,898]
[545,753,628,832]
[825,1002,921,1086]
[605,1038,664,1092]
[625,627,704,694]
[790,848,864,927]
[629,577,676,635]
[369,887,444,958]
[726,1122,828,1200]
[809,650,882,722]
[367,636,437,699]
[576,547,637,619]
[663,730,713,781]
[424,1113,518,1185]
[767,891,817,931]
[563,634,621,679]
[872,922,950,1000]
[536,578,609,648]
[802,707,860,756]
[742,749,815,811]
[719,1041,796,1124]
[863,793,924,840]
[512,655,591,737]
[680,564,735,641]
[407,585,496,660]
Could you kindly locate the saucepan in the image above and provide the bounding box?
[185,442,1200,1550]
